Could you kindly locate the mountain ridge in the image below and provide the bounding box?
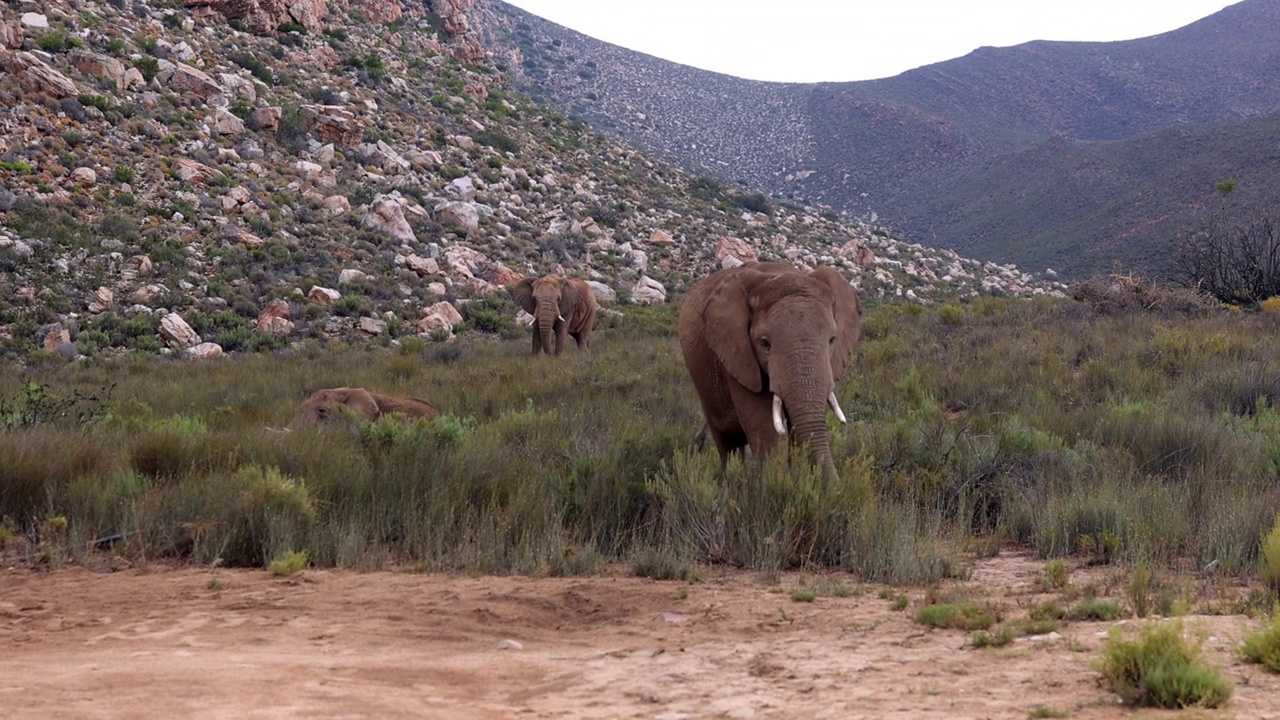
[492,0,1280,278]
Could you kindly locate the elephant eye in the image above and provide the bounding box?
[829,335,837,347]
[757,335,771,350]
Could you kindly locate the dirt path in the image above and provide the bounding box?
[2,552,1276,719]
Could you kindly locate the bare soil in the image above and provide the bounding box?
[2,552,1277,719]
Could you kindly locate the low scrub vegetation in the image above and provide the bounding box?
[1,296,1279,583]
[1096,621,1232,708]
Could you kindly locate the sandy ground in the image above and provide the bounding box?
[2,551,1277,720]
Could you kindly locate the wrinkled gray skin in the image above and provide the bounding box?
[290,387,440,428]
[510,275,598,355]
[679,262,861,481]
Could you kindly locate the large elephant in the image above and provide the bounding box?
[290,387,440,428]
[509,274,598,355]
[679,262,861,480]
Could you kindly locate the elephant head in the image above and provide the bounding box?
[509,274,599,355]
[679,262,861,480]
[290,387,440,429]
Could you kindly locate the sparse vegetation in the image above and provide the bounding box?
[1096,621,1232,708]
[1239,609,1280,672]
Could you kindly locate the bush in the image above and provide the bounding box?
[1261,515,1280,592]
[915,601,996,631]
[1240,610,1280,672]
[1096,621,1232,708]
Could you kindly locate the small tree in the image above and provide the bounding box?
[1173,181,1280,305]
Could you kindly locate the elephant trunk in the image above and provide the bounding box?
[536,303,557,355]
[774,353,840,481]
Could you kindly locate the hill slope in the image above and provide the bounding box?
[491,0,1280,277]
[0,0,1059,360]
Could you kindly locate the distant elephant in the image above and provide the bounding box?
[509,274,598,355]
[679,262,861,480]
[290,387,440,428]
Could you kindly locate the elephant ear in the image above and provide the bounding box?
[509,278,536,314]
[558,277,581,319]
[704,269,768,393]
[811,267,862,380]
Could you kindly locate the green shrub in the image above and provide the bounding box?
[916,601,996,631]
[1240,609,1280,672]
[1262,516,1280,592]
[1096,621,1232,708]
[1069,596,1124,621]
[268,549,309,575]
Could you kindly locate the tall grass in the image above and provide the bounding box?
[2,297,1280,581]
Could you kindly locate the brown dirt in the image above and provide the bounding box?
[2,552,1277,719]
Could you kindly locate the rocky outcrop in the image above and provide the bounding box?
[352,0,403,24]
[2,51,79,98]
[299,104,363,146]
[185,0,328,35]
[428,0,486,63]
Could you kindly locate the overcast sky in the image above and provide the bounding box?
[502,1,1239,82]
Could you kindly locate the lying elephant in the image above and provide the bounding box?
[290,387,441,428]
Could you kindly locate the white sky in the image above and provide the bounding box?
[503,1,1239,82]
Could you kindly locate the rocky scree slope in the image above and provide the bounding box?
[0,0,1062,361]
[490,0,1280,278]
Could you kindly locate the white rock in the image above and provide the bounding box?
[631,276,667,305]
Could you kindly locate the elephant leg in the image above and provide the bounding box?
[555,321,570,355]
[531,330,543,355]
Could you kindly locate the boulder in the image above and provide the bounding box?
[167,62,223,101]
[87,286,113,314]
[648,229,675,246]
[70,167,97,187]
[434,200,479,235]
[358,316,387,335]
[322,195,350,214]
[211,108,246,136]
[173,158,222,185]
[19,13,48,29]
[38,323,70,352]
[255,298,293,335]
[159,313,201,349]
[405,254,439,276]
[0,21,23,50]
[2,51,79,98]
[630,276,667,305]
[339,268,371,285]
[418,301,462,335]
[585,280,616,303]
[299,104,362,146]
[70,51,127,90]
[715,236,757,264]
[184,342,224,359]
[361,195,416,243]
[308,286,340,306]
[248,106,281,133]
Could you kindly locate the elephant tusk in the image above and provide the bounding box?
[558,314,566,322]
[828,392,848,424]
[772,394,788,435]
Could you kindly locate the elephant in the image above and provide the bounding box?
[679,262,861,480]
[509,274,598,355]
[290,387,440,428]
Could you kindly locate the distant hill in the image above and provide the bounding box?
[489,0,1280,278]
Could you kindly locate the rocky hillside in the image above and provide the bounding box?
[491,0,1280,278]
[0,0,1061,361]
